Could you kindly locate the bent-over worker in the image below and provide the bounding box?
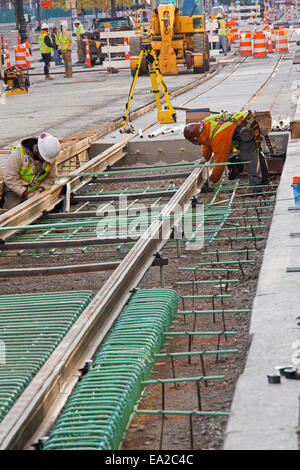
[183,111,269,191]
[2,133,60,210]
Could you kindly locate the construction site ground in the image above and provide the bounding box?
[0,31,300,451]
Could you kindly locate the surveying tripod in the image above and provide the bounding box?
[120,45,177,134]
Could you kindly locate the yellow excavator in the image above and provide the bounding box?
[130,0,210,76]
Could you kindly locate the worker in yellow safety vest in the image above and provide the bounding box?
[74,20,85,64]
[2,133,60,210]
[51,25,63,66]
[39,23,54,80]
[59,21,73,78]
[216,13,227,56]
[183,111,269,191]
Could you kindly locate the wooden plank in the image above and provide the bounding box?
[0,236,140,250]
[0,257,168,277]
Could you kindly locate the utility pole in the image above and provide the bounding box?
[111,0,116,17]
[15,0,27,42]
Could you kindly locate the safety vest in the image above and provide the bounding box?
[204,112,246,141]
[39,30,53,54]
[53,33,60,46]
[218,19,227,35]
[13,146,50,192]
[59,31,72,51]
[76,24,85,42]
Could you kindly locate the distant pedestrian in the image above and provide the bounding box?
[59,21,73,78]
[39,23,54,80]
[74,20,85,64]
[217,13,227,56]
[51,25,63,66]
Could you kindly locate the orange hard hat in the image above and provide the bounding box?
[183,122,204,145]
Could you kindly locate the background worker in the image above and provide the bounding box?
[74,20,85,64]
[59,21,73,78]
[216,13,227,56]
[2,133,60,210]
[51,25,63,66]
[183,111,269,191]
[39,23,54,80]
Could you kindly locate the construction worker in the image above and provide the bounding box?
[39,23,54,80]
[59,21,73,78]
[51,25,63,66]
[183,111,269,191]
[2,133,60,210]
[74,20,85,64]
[216,13,227,56]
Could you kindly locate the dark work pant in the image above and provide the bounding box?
[239,139,269,187]
[41,52,51,76]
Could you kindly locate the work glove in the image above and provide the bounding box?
[227,154,244,180]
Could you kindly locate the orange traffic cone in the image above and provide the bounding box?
[124,37,129,60]
[17,33,21,45]
[85,38,91,67]
[267,34,273,53]
[5,41,11,68]
[25,42,31,68]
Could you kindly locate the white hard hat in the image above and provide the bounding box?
[41,23,49,29]
[74,19,80,24]
[37,133,60,163]
[61,21,68,27]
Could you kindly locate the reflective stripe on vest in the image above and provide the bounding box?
[13,145,50,192]
[76,25,84,42]
[218,19,227,35]
[39,31,53,54]
[59,32,72,51]
[204,112,246,140]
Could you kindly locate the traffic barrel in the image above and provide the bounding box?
[276,29,289,52]
[239,32,252,56]
[253,32,267,58]
[5,41,11,68]
[85,37,91,67]
[14,44,27,68]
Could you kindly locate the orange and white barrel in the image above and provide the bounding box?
[239,32,252,56]
[14,44,27,68]
[276,29,289,52]
[253,32,267,58]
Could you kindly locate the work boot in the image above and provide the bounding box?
[45,75,53,80]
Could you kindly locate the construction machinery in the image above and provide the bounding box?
[1,66,30,95]
[130,0,210,76]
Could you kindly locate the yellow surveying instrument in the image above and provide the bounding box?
[120,45,177,134]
